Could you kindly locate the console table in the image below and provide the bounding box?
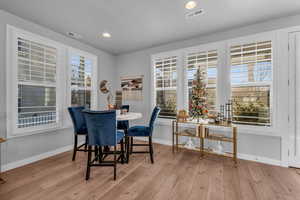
[0,137,6,184]
[172,120,238,166]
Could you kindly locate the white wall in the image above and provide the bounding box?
[115,14,300,165]
[0,10,116,168]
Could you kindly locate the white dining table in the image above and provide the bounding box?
[117,112,143,121]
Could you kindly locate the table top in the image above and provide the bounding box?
[117,112,143,121]
[0,138,6,143]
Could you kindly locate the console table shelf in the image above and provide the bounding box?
[172,120,238,166]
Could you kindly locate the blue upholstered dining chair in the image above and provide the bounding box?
[68,106,89,161]
[83,110,125,181]
[127,106,160,163]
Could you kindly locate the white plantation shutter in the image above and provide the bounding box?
[186,50,218,111]
[70,54,92,108]
[230,41,272,126]
[17,37,57,128]
[154,55,177,118]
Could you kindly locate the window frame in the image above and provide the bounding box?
[6,25,99,138]
[6,25,65,138]
[68,47,98,109]
[151,31,278,134]
[151,50,182,119]
[183,42,225,112]
[63,47,98,128]
[226,32,277,130]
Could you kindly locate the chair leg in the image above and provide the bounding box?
[130,137,133,154]
[149,136,154,164]
[120,139,125,164]
[72,134,78,161]
[98,146,103,163]
[84,135,88,152]
[126,136,130,163]
[114,146,117,180]
[86,146,92,180]
[94,146,99,161]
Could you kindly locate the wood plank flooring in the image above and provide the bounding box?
[1,143,300,200]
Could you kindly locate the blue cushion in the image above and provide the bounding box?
[127,126,151,137]
[117,131,125,143]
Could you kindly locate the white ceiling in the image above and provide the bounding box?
[1,0,300,55]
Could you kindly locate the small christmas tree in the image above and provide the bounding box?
[189,66,209,122]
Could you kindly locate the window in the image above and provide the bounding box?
[17,37,58,129]
[153,55,177,118]
[7,25,98,137]
[186,50,218,112]
[230,40,272,126]
[151,33,274,128]
[70,54,92,108]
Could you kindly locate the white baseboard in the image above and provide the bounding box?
[1,137,284,172]
[136,137,284,167]
[237,153,283,167]
[1,142,83,172]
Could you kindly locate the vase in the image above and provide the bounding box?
[215,141,223,154]
[184,137,195,149]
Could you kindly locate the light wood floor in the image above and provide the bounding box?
[1,143,300,200]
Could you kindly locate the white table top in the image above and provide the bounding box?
[117,112,143,121]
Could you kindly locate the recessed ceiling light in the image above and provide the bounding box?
[102,32,111,38]
[185,1,197,10]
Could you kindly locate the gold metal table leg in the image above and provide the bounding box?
[176,122,178,152]
[233,126,238,167]
[172,121,175,153]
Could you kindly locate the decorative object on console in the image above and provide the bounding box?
[217,100,233,125]
[189,67,208,122]
[99,80,114,108]
[121,75,143,101]
[177,109,189,122]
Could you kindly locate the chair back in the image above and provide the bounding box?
[83,110,117,146]
[68,106,87,134]
[148,106,161,136]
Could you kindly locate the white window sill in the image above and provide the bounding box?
[7,125,73,139]
[155,118,281,137]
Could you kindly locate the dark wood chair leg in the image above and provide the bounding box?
[149,136,154,164]
[72,134,78,161]
[98,146,103,163]
[120,139,125,164]
[130,137,133,154]
[94,146,99,161]
[86,146,92,180]
[84,135,88,152]
[114,146,117,180]
[126,136,130,163]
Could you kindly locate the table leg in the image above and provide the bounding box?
[233,127,238,167]
[172,121,175,153]
[200,125,205,159]
[176,122,179,152]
